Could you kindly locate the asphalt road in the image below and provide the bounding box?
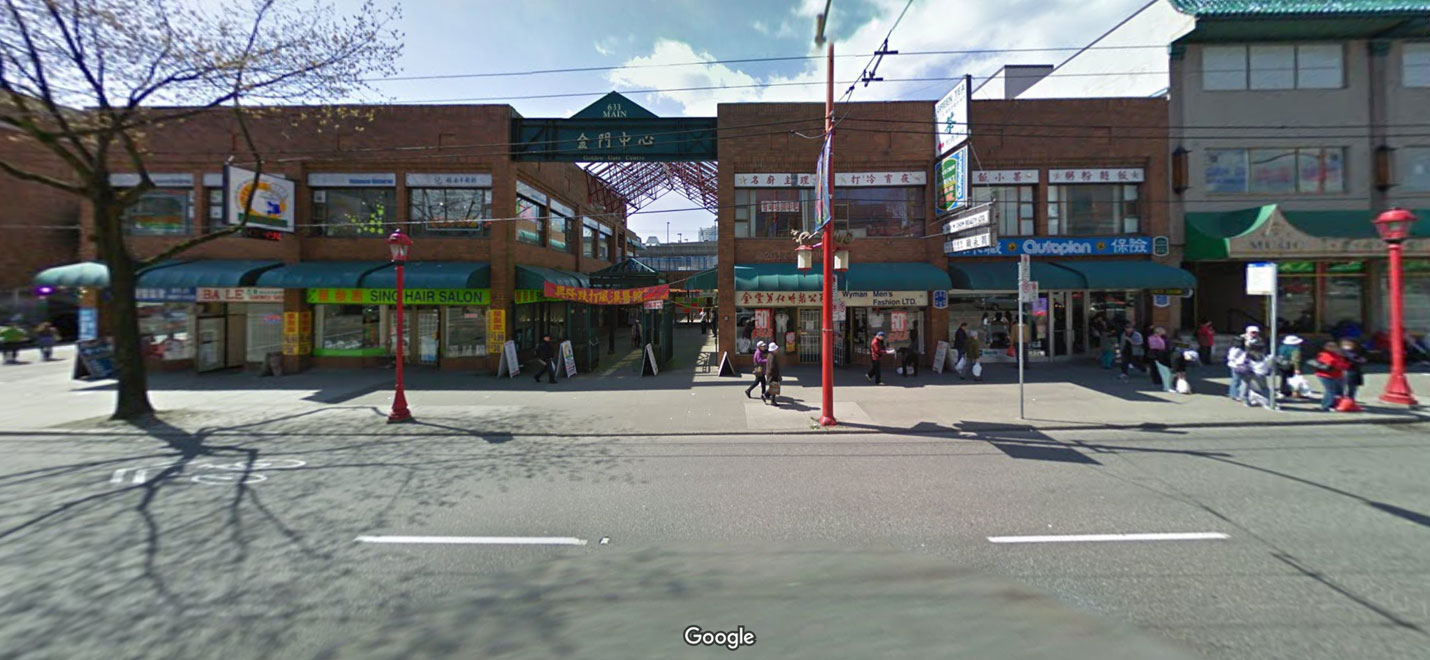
[1,410,1427,659]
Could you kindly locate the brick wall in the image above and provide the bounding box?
[0,130,81,289]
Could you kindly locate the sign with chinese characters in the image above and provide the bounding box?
[643,299,665,310]
[937,147,969,212]
[735,291,928,307]
[733,172,927,188]
[227,166,295,232]
[759,200,801,213]
[281,311,304,356]
[944,231,993,254]
[513,289,561,304]
[1047,168,1145,184]
[135,287,197,302]
[541,283,669,305]
[306,289,492,305]
[197,287,285,303]
[405,173,492,188]
[110,173,194,188]
[941,203,993,235]
[973,170,1039,185]
[513,94,715,162]
[307,172,396,187]
[948,236,1154,257]
[934,74,971,155]
[487,309,507,355]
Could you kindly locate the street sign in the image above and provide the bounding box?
[944,230,992,253]
[1018,254,1031,284]
[932,290,948,310]
[1245,262,1276,295]
[940,202,993,235]
[1019,280,1039,304]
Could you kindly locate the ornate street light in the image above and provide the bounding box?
[387,229,415,423]
[1372,208,1418,406]
[796,245,815,272]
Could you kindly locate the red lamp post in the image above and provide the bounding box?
[1372,208,1418,406]
[387,229,414,423]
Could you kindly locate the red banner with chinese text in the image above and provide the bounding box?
[542,282,669,305]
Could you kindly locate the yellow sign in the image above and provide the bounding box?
[486,309,507,355]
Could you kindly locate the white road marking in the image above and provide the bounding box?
[987,532,1229,544]
[354,535,590,546]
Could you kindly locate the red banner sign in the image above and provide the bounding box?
[543,282,669,305]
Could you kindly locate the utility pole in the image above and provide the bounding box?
[818,41,836,427]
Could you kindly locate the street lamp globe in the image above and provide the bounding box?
[795,245,814,272]
[387,229,413,263]
[1372,208,1417,244]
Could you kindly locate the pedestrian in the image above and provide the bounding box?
[1340,338,1366,402]
[711,308,718,338]
[897,346,919,377]
[866,331,893,385]
[959,330,983,381]
[1226,342,1249,402]
[1310,341,1352,412]
[1170,348,1197,394]
[953,322,968,364]
[632,318,642,349]
[534,334,558,383]
[699,308,709,335]
[764,344,782,406]
[1117,324,1139,381]
[745,340,768,399]
[1276,335,1305,399]
[0,321,28,364]
[1148,327,1168,387]
[1196,319,1216,366]
[1239,327,1271,408]
[33,322,57,361]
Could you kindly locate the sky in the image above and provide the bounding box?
[344,0,1154,242]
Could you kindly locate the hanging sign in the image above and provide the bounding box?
[941,202,993,235]
[944,230,993,254]
[228,166,296,232]
[934,74,971,155]
[936,147,969,212]
[542,282,669,305]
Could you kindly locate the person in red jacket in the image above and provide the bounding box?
[1312,341,1352,412]
[1196,320,1216,366]
[866,331,892,385]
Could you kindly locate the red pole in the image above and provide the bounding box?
[1380,240,1418,405]
[819,42,837,427]
[389,261,413,422]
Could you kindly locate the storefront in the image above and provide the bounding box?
[306,287,491,365]
[1185,205,1430,339]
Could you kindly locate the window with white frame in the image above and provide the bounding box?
[1406,42,1430,88]
[1203,147,1345,194]
[1202,44,1343,91]
[971,185,1034,236]
[1047,185,1140,236]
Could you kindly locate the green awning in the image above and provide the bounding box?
[1054,260,1197,290]
[360,261,490,289]
[1185,205,1430,260]
[515,265,588,290]
[135,260,283,288]
[685,268,718,291]
[33,261,111,287]
[734,262,952,292]
[947,261,1086,291]
[255,261,389,289]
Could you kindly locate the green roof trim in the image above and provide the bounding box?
[1171,0,1430,16]
[255,261,389,289]
[360,261,490,290]
[734,262,953,292]
[1054,260,1198,291]
[947,261,1087,291]
[1184,205,1278,260]
[135,259,283,288]
[515,265,588,290]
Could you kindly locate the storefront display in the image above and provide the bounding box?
[138,302,194,360]
[445,307,488,357]
[317,305,382,356]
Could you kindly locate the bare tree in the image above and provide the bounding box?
[0,0,401,419]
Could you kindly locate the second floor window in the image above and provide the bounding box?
[409,188,491,237]
[734,188,811,238]
[1203,43,1343,91]
[124,189,194,236]
[834,187,926,238]
[314,188,395,237]
[1406,42,1430,88]
[972,185,1034,237]
[1204,147,1345,194]
[516,194,546,246]
[582,219,598,257]
[1048,184,1140,236]
[549,201,575,253]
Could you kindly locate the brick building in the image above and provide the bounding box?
[36,105,630,374]
[1,124,81,328]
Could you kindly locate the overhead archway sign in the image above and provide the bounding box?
[511,92,716,162]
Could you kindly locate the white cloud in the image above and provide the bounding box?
[594,41,614,56]
[606,0,1150,116]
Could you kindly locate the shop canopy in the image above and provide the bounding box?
[685,268,718,291]
[589,258,663,289]
[733,262,952,292]
[33,261,111,288]
[1055,260,1197,291]
[133,260,283,288]
[255,261,390,289]
[1185,205,1430,261]
[515,265,589,290]
[946,261,1086,291]
[361,261,490,289]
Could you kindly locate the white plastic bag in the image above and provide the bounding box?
[1175,377,1191,394]
[1287,374,1313,396]
[896,367,905,376]
[955,357,968,373]
[972,362,983,378]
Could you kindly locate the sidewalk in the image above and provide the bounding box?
[2,333,1426,435]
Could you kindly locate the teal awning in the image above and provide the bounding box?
[947,261,1086,291]
[361,261,490,289]
[515,265,588,290]
[33,261,111,287]
[685,268,718,291]
[135,260,283,288]
[255,261,389,288]
[734,262,952,292]
[1054,260,1197,290]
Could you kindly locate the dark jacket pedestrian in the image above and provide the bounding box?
[534,335,557,383]
[34,323,57,361]
[953,323,968,359]
[764,345,782,405]
[1340,339,1366,401]
[1276,336,1305,397]
[745,341,768,398]
[960,331,983,381]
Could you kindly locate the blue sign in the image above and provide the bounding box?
[947,236,1154,258]
[135,287,197,302]
[932,290,949,309]
[79,308,97,341]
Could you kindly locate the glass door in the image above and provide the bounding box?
[798,309,820,364]
[196,317,225,372]
[416,309,440,365]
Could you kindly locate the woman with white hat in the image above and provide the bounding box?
[1276,335,1307,399]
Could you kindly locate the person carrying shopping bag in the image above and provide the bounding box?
[958,330,984,381]
[1277,336,1309,399]
[745,340,768,399]
[1309,341,1352,412]
[764,345,783,406]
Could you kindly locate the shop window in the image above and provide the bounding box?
[1202,45,1249,91]
[124,189,194,236]
[1278,277,1316,333]
[600,229,612,261]
[314,188,395,237]
[582,220,598,257]
[549,201,575,252]
[409,188,491,237]
[733,188,813,238]
[972,185,1034,236]
[834,187,924,238]
[516,194,546,246]
[1203,147,1344,194]
[1406,42,1430,87]
[444,306,488,357]
[1402,147,1430,192]
[1203,43,1343,90]
[317,305,381,354]
[245,304,285,363]
[1048,184,1140,235]
[207,188,224,223]
[1324,276,1364,333]
[138,302,193,360]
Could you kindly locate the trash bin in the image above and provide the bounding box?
[262,351,284,377]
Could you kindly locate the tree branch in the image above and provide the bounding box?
[135,225,245,269]
[0,158,84,194]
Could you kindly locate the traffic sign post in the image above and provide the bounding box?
[1017,255,1032,420]
[1245,262,1278,411]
